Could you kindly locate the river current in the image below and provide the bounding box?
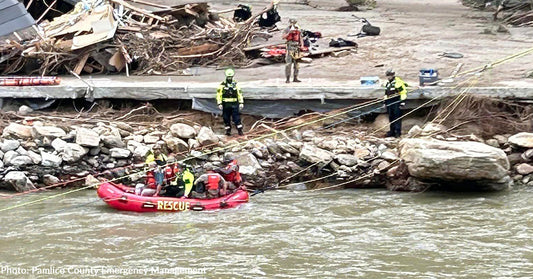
[0,187,532,278]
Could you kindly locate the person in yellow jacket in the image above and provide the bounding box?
[144,142,168,194]
[216,68,244,136]
[384,69,407,138]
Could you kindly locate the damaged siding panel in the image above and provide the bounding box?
[0,0,35,37]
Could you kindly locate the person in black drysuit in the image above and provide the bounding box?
[384,69,408,138]
[216,68,244,136]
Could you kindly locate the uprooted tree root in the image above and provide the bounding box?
[433,94,533,138]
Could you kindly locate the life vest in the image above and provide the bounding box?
[145,172,157,189]
[385,76,408,101]
[183,169,195,196]
[223,160,242,184]
[164,164,181,185]
[206,173,221,191]
[286,29,301,42]
[222,81,239,103]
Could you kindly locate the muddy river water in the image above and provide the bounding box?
[0,187,532,278]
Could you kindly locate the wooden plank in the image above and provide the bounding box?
[177,43,219,56]
[308,46,356,56]
[124,0,170,9]
[74,52,90,75]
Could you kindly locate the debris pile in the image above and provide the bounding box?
[0,0,274,76]
[463,0,533,26]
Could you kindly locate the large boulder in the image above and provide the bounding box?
[61,143,88,163]
[101,129,125,148]
[110,148,131,159]
[334,154,359,167]
[41,152,63,167]
[75,128,100,147]
[31,126,66,139]
[399,138,511,190]
[1,139,20,152]
[197,127,219,146]
[4,171,36,192]
[236,152,262,175]
[2,123,32,139]
[9,156,34,167]
[299,144,334,164]
[508,132,533,148]
[163,136,189,153]
[278,142,300,155]
[516,163,533,175]
[170,123,197,139]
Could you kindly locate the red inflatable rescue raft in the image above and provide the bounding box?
[97,182,249,212]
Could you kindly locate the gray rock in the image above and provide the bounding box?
[14,149,29,161]
[163,136,188,153]
[4,171,36,192]
[299,144,333,164]
[381,150,399,161]
[75,128,100,147]
[286,161,302,172]
[522,149,533,161]
[109,148,131,159]
[2,123,32,139]
[197,127,219,146]
[236,152,262,175]
[10,156,33,166]
[41,151,63,168]
[407,125,423,137]
[421,123,446,136]
[18,105,33,115]
[27,151,42,164]
[31,126,66,139]
[89,147,101,156]
[0,150,3,160]
[43,174,60,186]
[1,139,20,152]
[289,141,303,151]
[508,153,525,166]
[493,135,508,146]
[485,139,500,148]
[143,133,160,144]
[335,154,359,167]
[516,163,533,175]
[315,138,338,151]
[61,143,88,163]
[265,139,283,155]
[285,183,307,191]
[170,123,197,139]
[251,148,264,159]
[508,132,533,148]
[0,159,3,168]
[400,138,510,189]
[301,130,316,141]
[3,150,18,165]
[354,148,371,159]
[51,138,68,152]
[190,150,208,160]
[260,161,272,168]
[101,133,125,148]
[278,142,300,155]
[133,145,151,159]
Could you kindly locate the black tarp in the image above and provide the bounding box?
[0,0,35,37]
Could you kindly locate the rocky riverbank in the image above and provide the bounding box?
[0,116,532,193]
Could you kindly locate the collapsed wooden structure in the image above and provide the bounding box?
[0,0,274,76]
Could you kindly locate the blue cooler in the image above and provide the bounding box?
[360,76,380,86]
[419,69,439,86]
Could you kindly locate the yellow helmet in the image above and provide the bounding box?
[225,68,235,77]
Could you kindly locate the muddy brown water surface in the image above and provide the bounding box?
[0,186,532,278]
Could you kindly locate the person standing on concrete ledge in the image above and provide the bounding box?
[217,68,244,136]
[384,69,407,138]
[282,18,304,83]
